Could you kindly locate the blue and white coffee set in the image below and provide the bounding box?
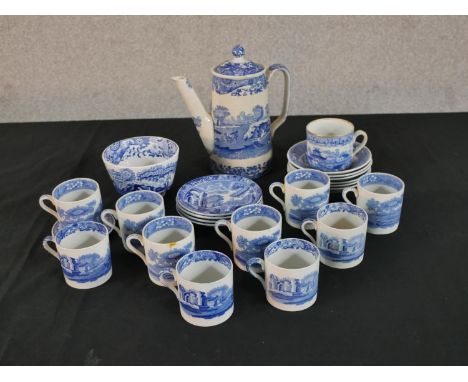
[37,45,405,327]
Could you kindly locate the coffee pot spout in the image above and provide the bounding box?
[172,76,214,155]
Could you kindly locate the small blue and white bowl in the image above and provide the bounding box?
[102,136,179,195]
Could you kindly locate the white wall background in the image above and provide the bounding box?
[1,15,467,123]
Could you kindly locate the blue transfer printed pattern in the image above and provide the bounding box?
[288,191,329,225]
[122,213,163,236]
[103,136,178,195]
[306,147,352,172]
[366,196,403,229]
[232,204,281,225]
[55,221,107,244]
[268,271,318,305]
[265,238,319,259]
[359,173,404,192]
[212,75,267,96]
[235,229,281,267]
[212,105,271,160]
[318,232,366,263]
[211,159,271,179]
[286,169,329,186]
[116,190,163,211]
[213,45,264,76]
[192,116,202,128]
[57,199,102,223]
[288,141,371,171]
[177,250,232,274]
[317,202,367,222]
[59,247,111,283]
[143,216,192,239]
[178,284,234,319]
[306,131,354,146]
[147,241,194,282]
[53,178,97,200]
[177,175,262,215]
[108,162,177,195]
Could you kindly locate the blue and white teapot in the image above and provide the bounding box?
[173,45,290,179]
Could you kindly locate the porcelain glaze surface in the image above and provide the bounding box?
[42,221,112,289]
[342,173,405,235]
[215,204,282,271]
[176,174,262,216]
[39,178,103,224]
[246,238,320,312]
[102,136,179,195]
[173,44,290,179]
[301,202,368,269]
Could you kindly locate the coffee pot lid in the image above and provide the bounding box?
[213,45,264,76]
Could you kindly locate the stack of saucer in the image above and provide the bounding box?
[176,174,263,226]
[287,140,372,193]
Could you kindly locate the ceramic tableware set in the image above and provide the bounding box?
[37,44,405,327]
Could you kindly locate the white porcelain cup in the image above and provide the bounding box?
[39,178,103,224]
[101,190,165,251]
[214,204,282,271]
[160,250,234,327]
[306,118,368,172]
[246,238,320,312]
[126,216,195,286]
[342,172,405,235]
[269,169,330,228]
[42,221,112,289]
[301,202,368,269]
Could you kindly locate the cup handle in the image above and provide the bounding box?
[352,130,368,156]
[101,209,119,236]
[246,257,266,290]
[125,234,147,265]
[214,220,233,251]
[159,270,179,297]
[266,64,290,136]
[301,220,317,244]
[342,187,358,204]
[269,182,286,211]
[39,194,59,220]
[42,235,59,260]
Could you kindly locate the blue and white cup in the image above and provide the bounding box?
[301,202,368,269]
[161,250,234,327]
[101,190,165,251]
[39,178,103,224]
[42,221,112,289]
[246,238,320,312]
[306,118,368,172]
[214,204,282,271]
[342,172,405,235]
[126,216,195,286]
[269,169,330,228]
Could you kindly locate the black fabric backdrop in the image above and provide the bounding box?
[0,113,467,365]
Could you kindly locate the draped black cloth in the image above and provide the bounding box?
[0,113,467,365]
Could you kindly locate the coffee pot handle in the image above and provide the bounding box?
[267,64,290,136]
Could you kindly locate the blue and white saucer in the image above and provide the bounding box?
[287,140,372,178]
[176,175,263,219]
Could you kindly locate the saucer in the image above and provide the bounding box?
[287,140,372,175]
[176,174,263,217]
